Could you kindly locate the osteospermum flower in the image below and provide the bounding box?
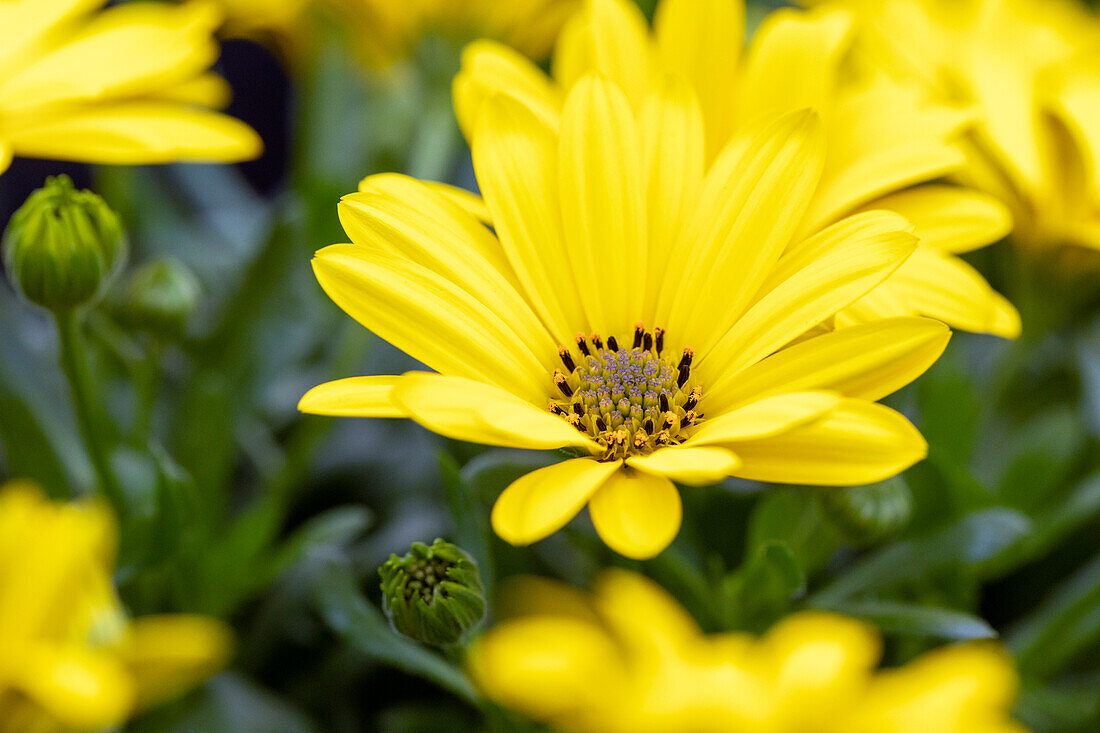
[0,482,233,733]
[330,0,580,68]
[300,73,949,559]
[454,0,1020,337]
[470,570,1029,733]
[0,0,260,177]
[812,0,1100,255]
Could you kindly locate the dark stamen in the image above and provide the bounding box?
[607,336,620,352]
[595,417,607,432]
[558,347,576,372]
[632,323,645,349]
[677,364,690,388]
[644,418,654,434]
[643,333,653,352]
[572,403,584,416]
[591,333,603,349]
[678,348,695,371]
[548,402,565,416]
[685,386,701,411]
[554,370,573,397]
[654,328,665,355]
[659,393,670,413]
[575,333,591,357]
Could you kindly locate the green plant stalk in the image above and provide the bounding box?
[55,309,127,516]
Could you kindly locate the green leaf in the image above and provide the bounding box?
[812,508,1031,605]
[439,451,494,604]
[1009,554,1100,680]
[724,541,806,632]
[746,487,842,577]
[312,558,479,704]
[809,599,996,640]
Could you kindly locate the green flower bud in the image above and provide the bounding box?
[824,477,913,546]
[117,258,201,339]
[2,176,127,311]
[379,539,485,647]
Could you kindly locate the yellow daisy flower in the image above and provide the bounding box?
[811,0,1100,255]
[210,0,311,54]
[0,481,233,733]
[454,0,1020,338]
[0,0,261,178]
[300,72,949,559]
[331,0,580,68]
[470,570,1029,733]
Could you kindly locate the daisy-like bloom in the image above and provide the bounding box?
[470,570,1029,733]
[811,0,1100,255]
[454,0,1020,337]
[330,0,580,68]
[0,482,233,733]
[0,0,261,178]
[299,70,950,559]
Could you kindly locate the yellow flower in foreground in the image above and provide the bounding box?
[455,0,1020,337]
[0,0,261,178]
[331,0,579,68]
[814,0,1100,254]
[0,482,233,733]
[470,570,1029,733]
[300,71,949,559]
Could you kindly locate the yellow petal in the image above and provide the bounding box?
[468,616,622,721]
[638,78,705,324]
[0,141,11,175]
[472,94,586,346]
[418,181,491,224]
[859,185,1012,254]
[663,109,825,353]
[687,392,841,445]
[706,317,951,414]
[700,211,917,382]
[560,0,655,109]
[311,245,548,402]
[885,246,1022,338]
[6,103,261,164]
[453,40,561,140]
[762,612,882,728]
[12,645,134,730]
[653,0,743,158]
[118,615,234,710]
[738,7,853,124]
[0,0,219,111]
[730,400,927,486]
[558,75,646,336]
[588,468,681,559]
[804,73,970,232]
[153,73,231,108]
[298,376,404,418]
[392,372,600,452]
[593,568,703,646]
[492,458,621,546]
[626,446,741,486]
[340,176,556,363]
[0,0,116,76]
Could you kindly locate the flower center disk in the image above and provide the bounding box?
[551,324,702,460]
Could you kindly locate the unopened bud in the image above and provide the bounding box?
[118,258,201,338]
[379,539,485,647]
[2,176,126,311]
[823,477,913,546]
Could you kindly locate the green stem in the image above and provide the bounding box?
[55,309,127,516]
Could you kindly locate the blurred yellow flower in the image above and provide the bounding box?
[334,0,580,67]
[0,482,233,733]
[210,0,311,54]
[813,0,1100,255]
[300,70,948,559]
[455,0,1020,338]
[0,0,261,177]
[470,570,1029,733]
